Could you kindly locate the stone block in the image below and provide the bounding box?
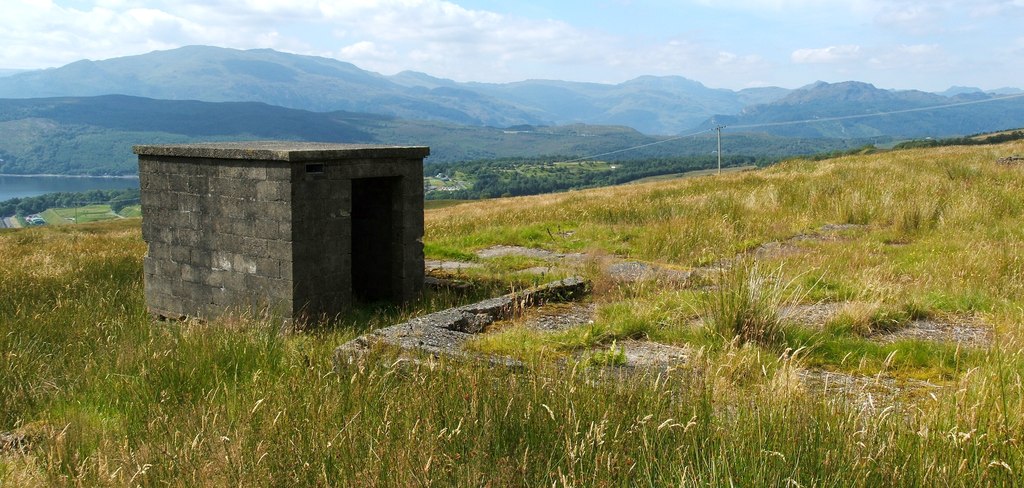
[241,237,269,258]
[175,229,201,247]
[280,260,294,281]
[180,264,203,283]
[211,251,234,271]
[255,258,280,279]
[266,239,292,259]
[231,254,258,275]
[177,194,201,212]
[254,219,281,240]
[190,248,212,267]
[232,219,255,238]
[170,245,191,264]
[264,201,291,221]
[255,180,286,202]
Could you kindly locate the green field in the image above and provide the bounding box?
[40,205,117,224]
[2,141,1023,485]
[36,204,141,225]
[116,204,142,218]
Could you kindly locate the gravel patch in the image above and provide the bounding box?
[604,261,694,284]
[876,316,992,347]
[617,340,691,369]
[522,302,597,332]
[780,302,845,327]
[476,245,586,261]
[516,266,558,276]
[797,368,943,411]
[425,259,481,271]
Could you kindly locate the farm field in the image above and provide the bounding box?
[2,141,1024,485]
[35,204,141,225]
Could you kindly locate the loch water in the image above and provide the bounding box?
[0,175,139,202]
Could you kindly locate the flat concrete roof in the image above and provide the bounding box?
[133,141,430,162]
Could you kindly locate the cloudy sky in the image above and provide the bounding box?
[3,0,1023,91]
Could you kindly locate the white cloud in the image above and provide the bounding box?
[338,41,395,60]
[2,0,761,83]
[867,44,949,71]
[968,0,1024,17]
[1,0,1019,89]
[791,45,863,64]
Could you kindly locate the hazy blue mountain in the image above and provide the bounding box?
[419,75,772,134]
[0,46,545,128]
[0,95,660,174]
[735,86,793,106]
[3,46,1017,141]
[940,86,985,97]
[990,87,1024,95]
[0,95,871,175]
[0,69,31,78]
[0,46,792,134]
[698,81,1024,139]
[387,71,461,89]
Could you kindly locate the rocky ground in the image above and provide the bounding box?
[338,223,993,408]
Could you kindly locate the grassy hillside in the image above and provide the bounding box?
[2,142,1023,485]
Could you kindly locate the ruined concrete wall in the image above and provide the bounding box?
[139,157,295,320]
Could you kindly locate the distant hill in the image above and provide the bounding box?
[0,46,792,135]
[698,81,1024,139]
[939,86,985,97]
[7,46,1023,138]
[0,46,543,128]
[454,76,773,134]
[0,95,874,175]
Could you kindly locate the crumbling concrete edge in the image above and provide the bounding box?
[333,277,589,369]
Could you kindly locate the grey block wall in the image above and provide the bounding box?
[135,142,428,324]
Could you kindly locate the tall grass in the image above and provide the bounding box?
[699,261,796,345]
[3,141,1024,485]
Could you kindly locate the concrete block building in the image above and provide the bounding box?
[134,141,428,323]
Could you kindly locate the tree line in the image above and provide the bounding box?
[893,130,1024,150]
[0,188,140,216]
[425,155,768,200]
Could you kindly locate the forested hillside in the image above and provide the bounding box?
[699,81,1024,139]
[0,95,873,176]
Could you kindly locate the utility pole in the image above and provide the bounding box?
[714,125,726,175]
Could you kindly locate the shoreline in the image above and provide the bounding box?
[0,173,139,179]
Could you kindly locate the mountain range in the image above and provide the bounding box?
[0,45,1023,177]
[697,81,1024,139]
[3,45,1019,137]
[0,46,776,134]
[0,95,879,175]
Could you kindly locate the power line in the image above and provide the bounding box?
[549,92,1024,164]
[730,92,1024,130]
[714,125,726,175]
[552,128,715,164]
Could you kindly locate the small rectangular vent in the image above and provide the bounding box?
[305,163,325,174]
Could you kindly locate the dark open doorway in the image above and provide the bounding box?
[351,176,401,303]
